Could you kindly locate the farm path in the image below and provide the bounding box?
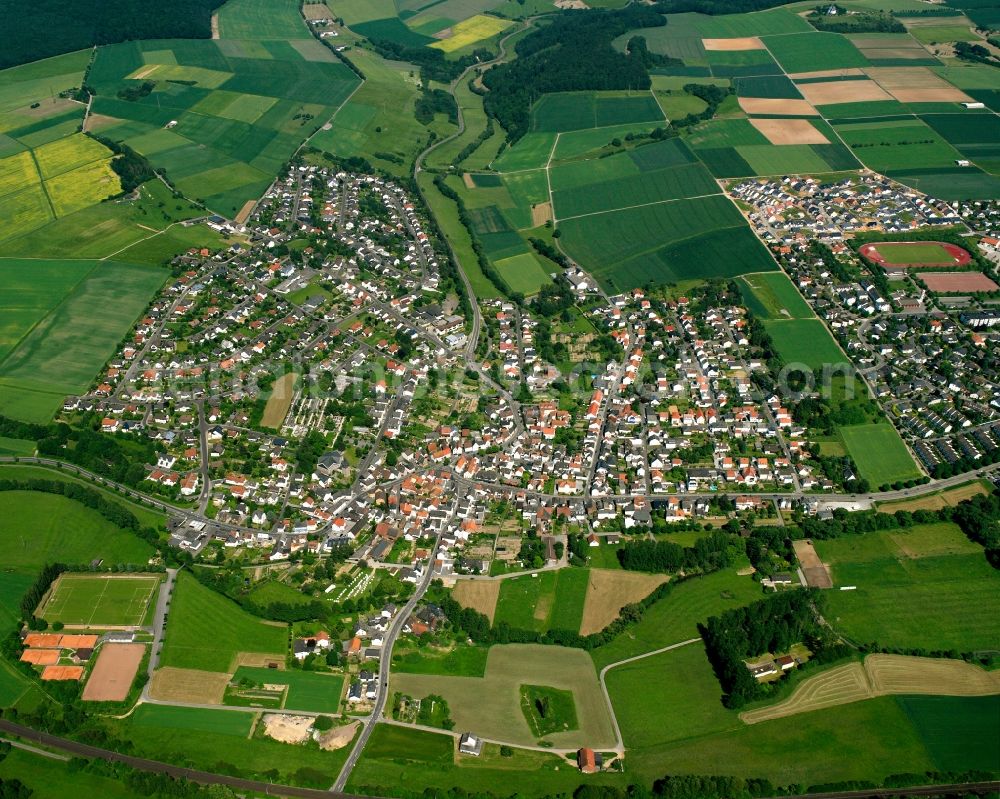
[144,567,178,684]
[597,636,702,755]
[0,736,70,761]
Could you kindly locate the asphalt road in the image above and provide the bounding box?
[331,533,444,792]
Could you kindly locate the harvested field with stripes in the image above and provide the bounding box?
[741,655,1000,724]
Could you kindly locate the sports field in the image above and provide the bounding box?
[858,241,971,268]
[39,573,160,627]
[839,422,921,485]
[761,319,847,371]
[390,644,615,747]
[815,521,1000,651]
[159,572,287,672]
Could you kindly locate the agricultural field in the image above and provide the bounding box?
[430,15,512,53]
[739,271,814,320]
[229,666,345,713]
[876,479,990,513]
[741,654,999,725]
[549,138,718,220]
[0,259,167,422]
[839,422,922,485]
[311,48,453,177]
[590,565,762,670]
[814,521,1000,651]
[87,33,360,216]
[393,642,490,677]
[832,118,964,173]
[762,318,848,370]
[159,572,288,672]
[38,573,161,627]
[390,644,616,747]
[0,747,152,799]
[763,32,869,73]
[559,192,776,292]
[580,569,669,636]
[899,695,1000,773]
[493,568,590,633]
[531,91,665,133]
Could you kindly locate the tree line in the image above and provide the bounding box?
[0,0,226,69]
[616,531,733,573]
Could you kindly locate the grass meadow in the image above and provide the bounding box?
[815,522,1000,651]
[229,666,344,713]
[762,319,848,370]
[739,272,813,320]
[493,568,590,633]
[116,703,354,787]
[839,422,922,485]
[159,572,288,672]
[0,747,145,799]
[0,491,154,574]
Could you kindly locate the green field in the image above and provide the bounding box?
[0,491,154,574]
[531,91,664,133]
[908,25,979,44]
[160,572,288,672]
[230,666,344,713]
[312,48,452,176]
[815,521,1000,651]
[87,35,360,216]
[494,568,590,633]
[591,566,762,670]
[763,32,870,73]
[393,643,490,677]
[494,252,553,295]
[520,684,579,738]
[898,695,1000,773]
[115,702,354,787]
[833,118,963,173]
[0,747,149,799]
[762,319,848,370]
[40,573,160,626]
[739,272,814,320]
[0,259,167,421]
[559,194,776,292]
[607,642,739,750]
[494,132,556,172]
[839,422,921,485]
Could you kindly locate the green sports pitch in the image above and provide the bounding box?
[39,573,160,627]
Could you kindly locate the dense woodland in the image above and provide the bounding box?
[700,589,850,708]
[0,0,225,69]
[482,8,666,142]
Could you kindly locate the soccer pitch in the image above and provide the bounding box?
[40,573,160,627]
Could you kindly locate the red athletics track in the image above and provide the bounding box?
[859,241,972,268]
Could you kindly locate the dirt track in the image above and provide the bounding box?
[82,643,145,702]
